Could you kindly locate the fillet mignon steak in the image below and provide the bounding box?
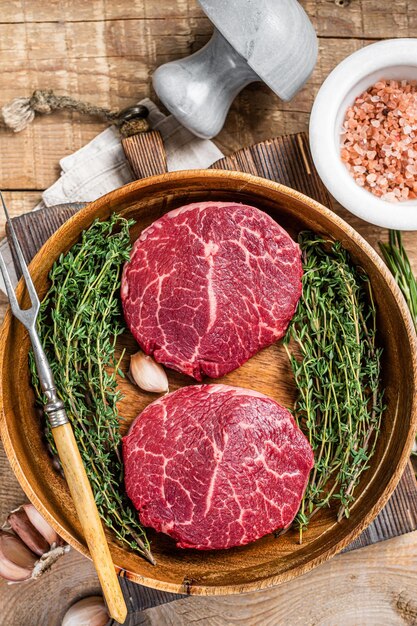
[123,384,314,550]
[121,201,302,380]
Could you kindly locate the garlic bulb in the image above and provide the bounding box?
[0,504,68,583]
[129,351,169,393]
[7,508,49,556]
[62,596,109,626]
[21,503,63,546]
[0,531,37,582]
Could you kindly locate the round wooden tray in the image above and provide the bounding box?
[1,170,416,595]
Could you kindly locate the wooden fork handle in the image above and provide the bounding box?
[52,422,127,624]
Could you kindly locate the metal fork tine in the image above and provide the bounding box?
[0,250,22,319]
[0,198,127,619]
[0,192,39,310]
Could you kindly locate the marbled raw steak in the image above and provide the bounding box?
[123,384,314,550]
[121,201,302,380]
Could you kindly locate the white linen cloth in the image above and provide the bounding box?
[1,98,224,291]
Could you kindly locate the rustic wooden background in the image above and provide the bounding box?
[1,1,417,624]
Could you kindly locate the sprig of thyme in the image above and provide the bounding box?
[379,231,417,328]
[379,230,417,457]
[284,233,384,541]
[29,214,154,564]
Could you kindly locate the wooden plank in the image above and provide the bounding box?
[305,0,417,39]
[137,531,417,626]
[0,193,42,322]
[8,132,417,559]
[0,34,372,190]
[122,131,167,178]
[345,463,417,552]
[211,133,331,207]
[2,414,415,626]
[0,1,414,40]
[211,132,417,550]
[305,0,365,39]
[0,192,41,238]
[0,0,204,23]
[0,19,211,62]
[13,190,417,561]
[1,435,181,626]
[361,0,417,39]
[332,198,417,275]
[8,203,86,268]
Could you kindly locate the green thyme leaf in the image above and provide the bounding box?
[284,233,385,542]
[29,214,154,564]
[379,230,417,457]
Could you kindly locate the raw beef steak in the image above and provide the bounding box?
[121,201,302,380]
[123,384,314,550]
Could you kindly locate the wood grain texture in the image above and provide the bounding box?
[344,463,417,552]
[0,32,363,188]
[10,132,417,559]
[211,134,331,206]
[7,203,86,269]
[0,447,102,626]
[52,423,127,623]
[0,1,413,39]
[122,131,167,178]
[1,170,417,598]
[0,0,404,191]
[0,193,42,239]
[0,543,100,626]
[3,130,417,620]
[138,531,417,626]
[1,0,417,623]
[10,195,417,559]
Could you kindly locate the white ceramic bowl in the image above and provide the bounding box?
[309,39,417,230]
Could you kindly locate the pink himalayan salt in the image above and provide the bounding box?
[340,79,417,201]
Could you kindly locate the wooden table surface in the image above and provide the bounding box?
[1,1,417,625]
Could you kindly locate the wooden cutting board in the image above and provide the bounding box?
[7,131,417,620]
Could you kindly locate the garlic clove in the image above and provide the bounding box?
[0,531,37,582]
[0,531,37,569]
[129,350,169,393]
[0,555,33,582]
[21,503,63,547]
[7,508,49,556]
[62,596,109,626]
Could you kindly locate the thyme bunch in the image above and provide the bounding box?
[29,214,154,564]
[379,230,417,456]
[284,233,384,541]
[379,231,417,329]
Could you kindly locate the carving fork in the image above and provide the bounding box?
[0,192,127,624]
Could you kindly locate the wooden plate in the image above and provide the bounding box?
[1,170,416,595]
